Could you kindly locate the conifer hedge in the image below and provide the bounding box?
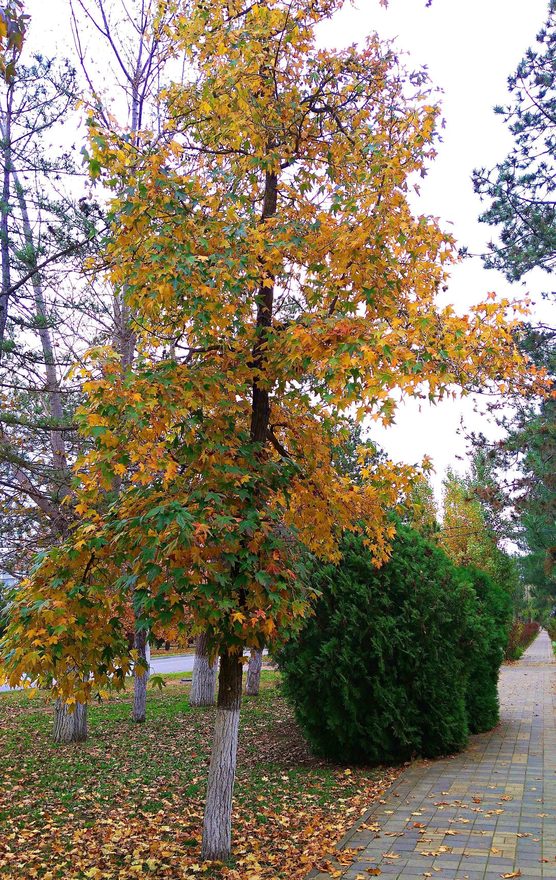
[460,566,512,733]
[278,526,511,763]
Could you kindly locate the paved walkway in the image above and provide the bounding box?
[310,630,556,880]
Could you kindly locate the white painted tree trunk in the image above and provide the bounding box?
[73,701,88,741]
[245,648,263,696]
[132,626,149,723]
[190,632,217,707]
[53,699,88,743]
[201,651,243,861]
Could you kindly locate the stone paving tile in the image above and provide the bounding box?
[307,630,556,880]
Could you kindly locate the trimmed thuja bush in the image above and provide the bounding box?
[461,567,512,733]
[278,526,510,764]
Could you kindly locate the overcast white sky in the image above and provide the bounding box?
[27,0,554,500]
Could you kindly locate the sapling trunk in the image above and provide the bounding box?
[201,650,243,861]
[245,648,263,696]
[190,631,217,707]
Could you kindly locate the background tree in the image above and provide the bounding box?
[473,1,556,280]
[406,472,439,538]
[189,632,217,707]
[0,0,545,862]
[68,0,178,725]
[439,466,520,599]
[0,47,102,742]
[471,1,555,615]
[0,0,29,347]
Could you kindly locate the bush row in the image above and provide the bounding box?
[278,525,512,764]
[505,620,540,661]
[545,618,556,643]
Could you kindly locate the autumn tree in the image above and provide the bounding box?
[406,472,439,538]
[0,0,544,862]
[439,466,520,600]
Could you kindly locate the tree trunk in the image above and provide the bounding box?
[0,80,14,352]
[245,648,263,696]
[73,701,88,741]
[53,699,88,743]
[190,632,217,707]
[132,626,149,723]
[201,651,243,861]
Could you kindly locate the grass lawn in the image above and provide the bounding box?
[0,671,399,879]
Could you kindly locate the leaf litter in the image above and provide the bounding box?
[0,675,400,879]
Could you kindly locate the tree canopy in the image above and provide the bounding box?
[0,0,545,702]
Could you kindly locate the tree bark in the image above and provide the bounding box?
[190,631,217,707]
[132,625,149,723]
[53,699,88,743]
[0,79,14,352]
[201,651,243,861]
[245,648,263,696]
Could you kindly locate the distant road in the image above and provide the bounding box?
[151,654,195,675]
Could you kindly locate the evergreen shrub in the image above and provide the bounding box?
[278,526,508,764]
[460,567,511,733]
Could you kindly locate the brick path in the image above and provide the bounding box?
[309,629,556,880]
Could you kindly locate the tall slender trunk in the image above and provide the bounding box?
[15,174,72,512]
[132,624,149,723]
[0,81,13,352]
[201,651,243,861]
[245,648,263,696]
[190,632,217,707]
[201,169,278,862]
[53,699,88,743]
